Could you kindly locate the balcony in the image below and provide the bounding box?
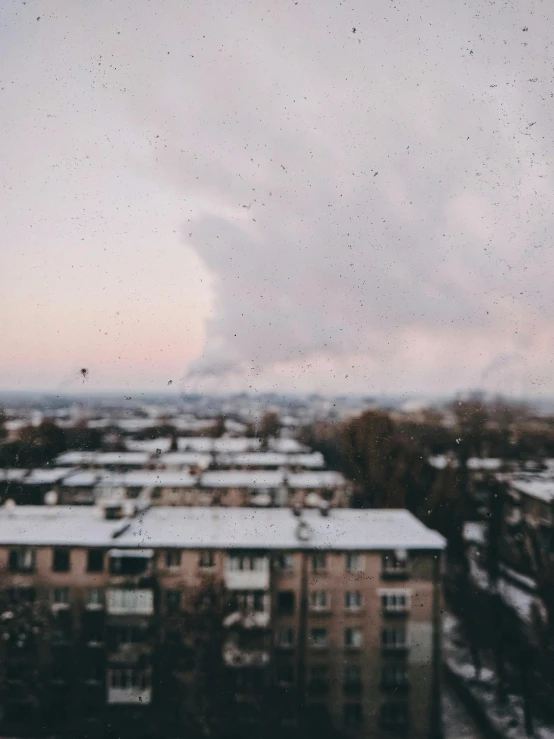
[108,642,152,664]
[107,686,152,705]
[223,642,270,668]
[381,606,410,619]
[106,589,154,616]
[223,610,270,629]
[107,668,152,704]
[381,567,410,581]
[224,569,270,591]
[108,549,154,587]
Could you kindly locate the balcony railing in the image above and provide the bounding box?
[106,589,154,616]
[223,611,270,629]
[107,686,152,705]
[224,570,270,591]
[223,643,270,668]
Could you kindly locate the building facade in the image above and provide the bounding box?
[0,505,444,739]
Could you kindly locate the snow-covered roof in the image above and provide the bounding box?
[61,471,101,487]
[173,418,216,432]
[0,506,127,545]
[290,452,325,468]
[117,508,446,551]
[124,438,172,454]
[0,505,445,551]
[0,469,29,482]
[429,455,503,472]
[117,471,197,488]
[57,451,97,465]
[268,438,307,453]
[157,452,212,468]
[201,471,285,489]
[216,452,288,467]
[95,452,150,466]
[511,478,554,504]
[288,472,345,489]
[467,457,502,471]
[177,437,261,453]
[24,468,75,485]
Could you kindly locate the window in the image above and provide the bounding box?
[51,609,72,643]
[53,548,70,572]
[381,664,409,689]
[309,628,328,648]
[277,590,295,614]
[87,549,104,573]
[231,591,267,612]
[199,550,215,568]
[83,610,104,643]
[276,664,294,685]
[309,665,329,694]
[8,547,35,573]
[345,591,362,610]
[344,666,362,692]
[382,551,409,577]
[227,553,266,571]
[109,555,149,576]
[275,553,294,573]
[277,627,295,648]
[310,590,330,610]
[381,590,410,613]
[165,550,182,569]
[107,589,154,615]
[108,669,151,690]
[53,587,69,605]
[345,553,364,572]
[380,702,408,728]
[87,588,104,607]
[343,703,363,727]
[166,590,181,613]
[381,627,407,649]
[311,553,327,572]
[344,628,363,648]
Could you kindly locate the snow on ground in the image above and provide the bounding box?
[444,613,554,739]
[443,683,487,739]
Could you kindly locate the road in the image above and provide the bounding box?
[443,683,488,739]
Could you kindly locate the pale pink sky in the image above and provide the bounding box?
[2,0,554,396]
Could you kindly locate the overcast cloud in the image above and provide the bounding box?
[1,0,553,394]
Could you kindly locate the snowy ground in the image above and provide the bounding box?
[443,682,488,739]
[444,613,554,739]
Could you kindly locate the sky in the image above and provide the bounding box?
[1,0,554,396]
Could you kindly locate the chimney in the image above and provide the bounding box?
[295,520,311,542]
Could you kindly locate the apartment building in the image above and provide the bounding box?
[499,475,554,575]
[0,504,444,739]
[54,468,350,508]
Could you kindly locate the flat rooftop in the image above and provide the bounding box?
[0,505,445,551]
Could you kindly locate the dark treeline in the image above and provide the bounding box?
[0,420,103,468]
[299,397,554,531]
